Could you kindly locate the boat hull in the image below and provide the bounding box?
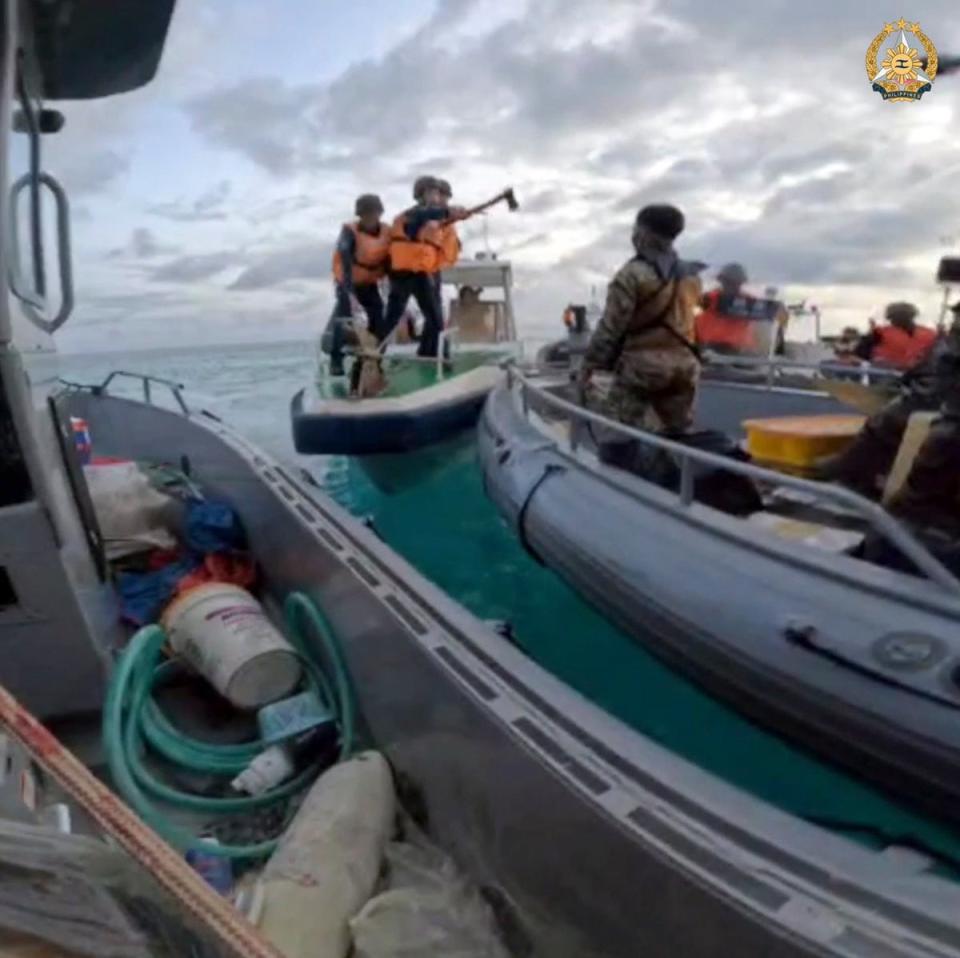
[478,379,960,828]
[291,364,501,456]
[50,386,960,957]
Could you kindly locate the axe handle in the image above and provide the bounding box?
[444,191,510,225]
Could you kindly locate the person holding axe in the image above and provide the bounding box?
[382,177,519,357]
[381,176,464,358]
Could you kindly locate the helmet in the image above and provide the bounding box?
[885,301,918,323]
[438,178,452,198]
[635,204,685,241]
[717,262,748,285]
[412,175,440,201]
[354,193,384,217]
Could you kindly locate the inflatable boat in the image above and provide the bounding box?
[292,260,520,488]
[6,5,960,955]
[479,366,960,827]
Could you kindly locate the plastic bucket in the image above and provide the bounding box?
[162,583,302,710]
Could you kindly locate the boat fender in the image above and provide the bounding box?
[516,464,566,565]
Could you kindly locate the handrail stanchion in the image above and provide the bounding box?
[679,455,694,505]
[505,363,960,595]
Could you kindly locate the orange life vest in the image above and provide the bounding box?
[332,222,390,285]
[870,324,937,369]
[388,213,459,274]
[694,289,759,352]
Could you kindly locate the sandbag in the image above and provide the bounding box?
[256,751,396,958]
[83,462,177,559]
[350,832,509,958]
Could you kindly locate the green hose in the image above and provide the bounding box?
[102,591,355,859]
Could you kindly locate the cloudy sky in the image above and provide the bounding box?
[38,0,960,352]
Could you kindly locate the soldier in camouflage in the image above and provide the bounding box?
[580,204,703,435]
[822,302,960,536]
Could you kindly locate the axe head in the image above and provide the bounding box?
[503,187,519,211]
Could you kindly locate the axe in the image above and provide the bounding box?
[446,187,519,224]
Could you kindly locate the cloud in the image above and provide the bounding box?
[152,251,240,283]
[184,77,325,176]
[148,180,233,221]
[229,241,330,291]
[53,0,960,352]
[58,149,130,196]
[110,227,179,259]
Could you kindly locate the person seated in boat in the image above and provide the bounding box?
[325,193,390,376]
[820,303,960,534]
[580,203,703,440]
[852,302,937,371]
[381,176,465,358]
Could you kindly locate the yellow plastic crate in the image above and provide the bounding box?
[743,414,866,474]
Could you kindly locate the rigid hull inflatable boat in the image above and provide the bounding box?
[479,366,960,827]
[6,3,960,956]
[291,260,519,475]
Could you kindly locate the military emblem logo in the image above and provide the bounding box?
[866,19,937,102]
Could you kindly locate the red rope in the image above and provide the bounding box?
[0,684,284,958]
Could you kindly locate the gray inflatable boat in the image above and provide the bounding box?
[479,366,960,825]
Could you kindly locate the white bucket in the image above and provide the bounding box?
[162,583,302,710]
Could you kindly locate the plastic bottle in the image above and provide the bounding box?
[231,745,296,797]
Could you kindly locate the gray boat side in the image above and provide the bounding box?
[54,379,960,958]
[479,369,960,828]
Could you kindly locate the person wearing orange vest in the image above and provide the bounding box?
[853,302,937,370]
[381,176,465,358]
[325,194,389,375]
[694,262,763,354]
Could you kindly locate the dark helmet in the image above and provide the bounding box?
[635,204,685,241]
[438,178,452,198]
[885,301,919,324]
[354,193,384,217]
[717,262,748,285]
[412,175,440,201]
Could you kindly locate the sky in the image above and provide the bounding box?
[33,0,960,352]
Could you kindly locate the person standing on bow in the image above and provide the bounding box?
[694,262,762,354]
[381,176,465,358]
[326,193,390,375]
[580,204,703,445]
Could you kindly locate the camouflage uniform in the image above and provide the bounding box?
[824,322,960,533]
[582,235,702,433]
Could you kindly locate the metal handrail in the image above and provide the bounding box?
[703,352,902,383]
[506,365,960,595]
[8,171,74,334]
[95,370,190,415]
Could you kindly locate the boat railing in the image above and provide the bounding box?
[703,353,902,388]
[60,370,191,415]
[506,365,960,595]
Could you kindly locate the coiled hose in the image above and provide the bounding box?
[102,591,355,859]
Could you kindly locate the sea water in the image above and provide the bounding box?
[61,340,960,866]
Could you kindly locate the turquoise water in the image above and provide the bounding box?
[62,341,960,866]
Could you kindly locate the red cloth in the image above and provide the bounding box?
[175,553,257,596]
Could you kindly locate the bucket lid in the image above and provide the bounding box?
[228,652,302,710]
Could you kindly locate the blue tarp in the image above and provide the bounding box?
[117,500,247,625]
